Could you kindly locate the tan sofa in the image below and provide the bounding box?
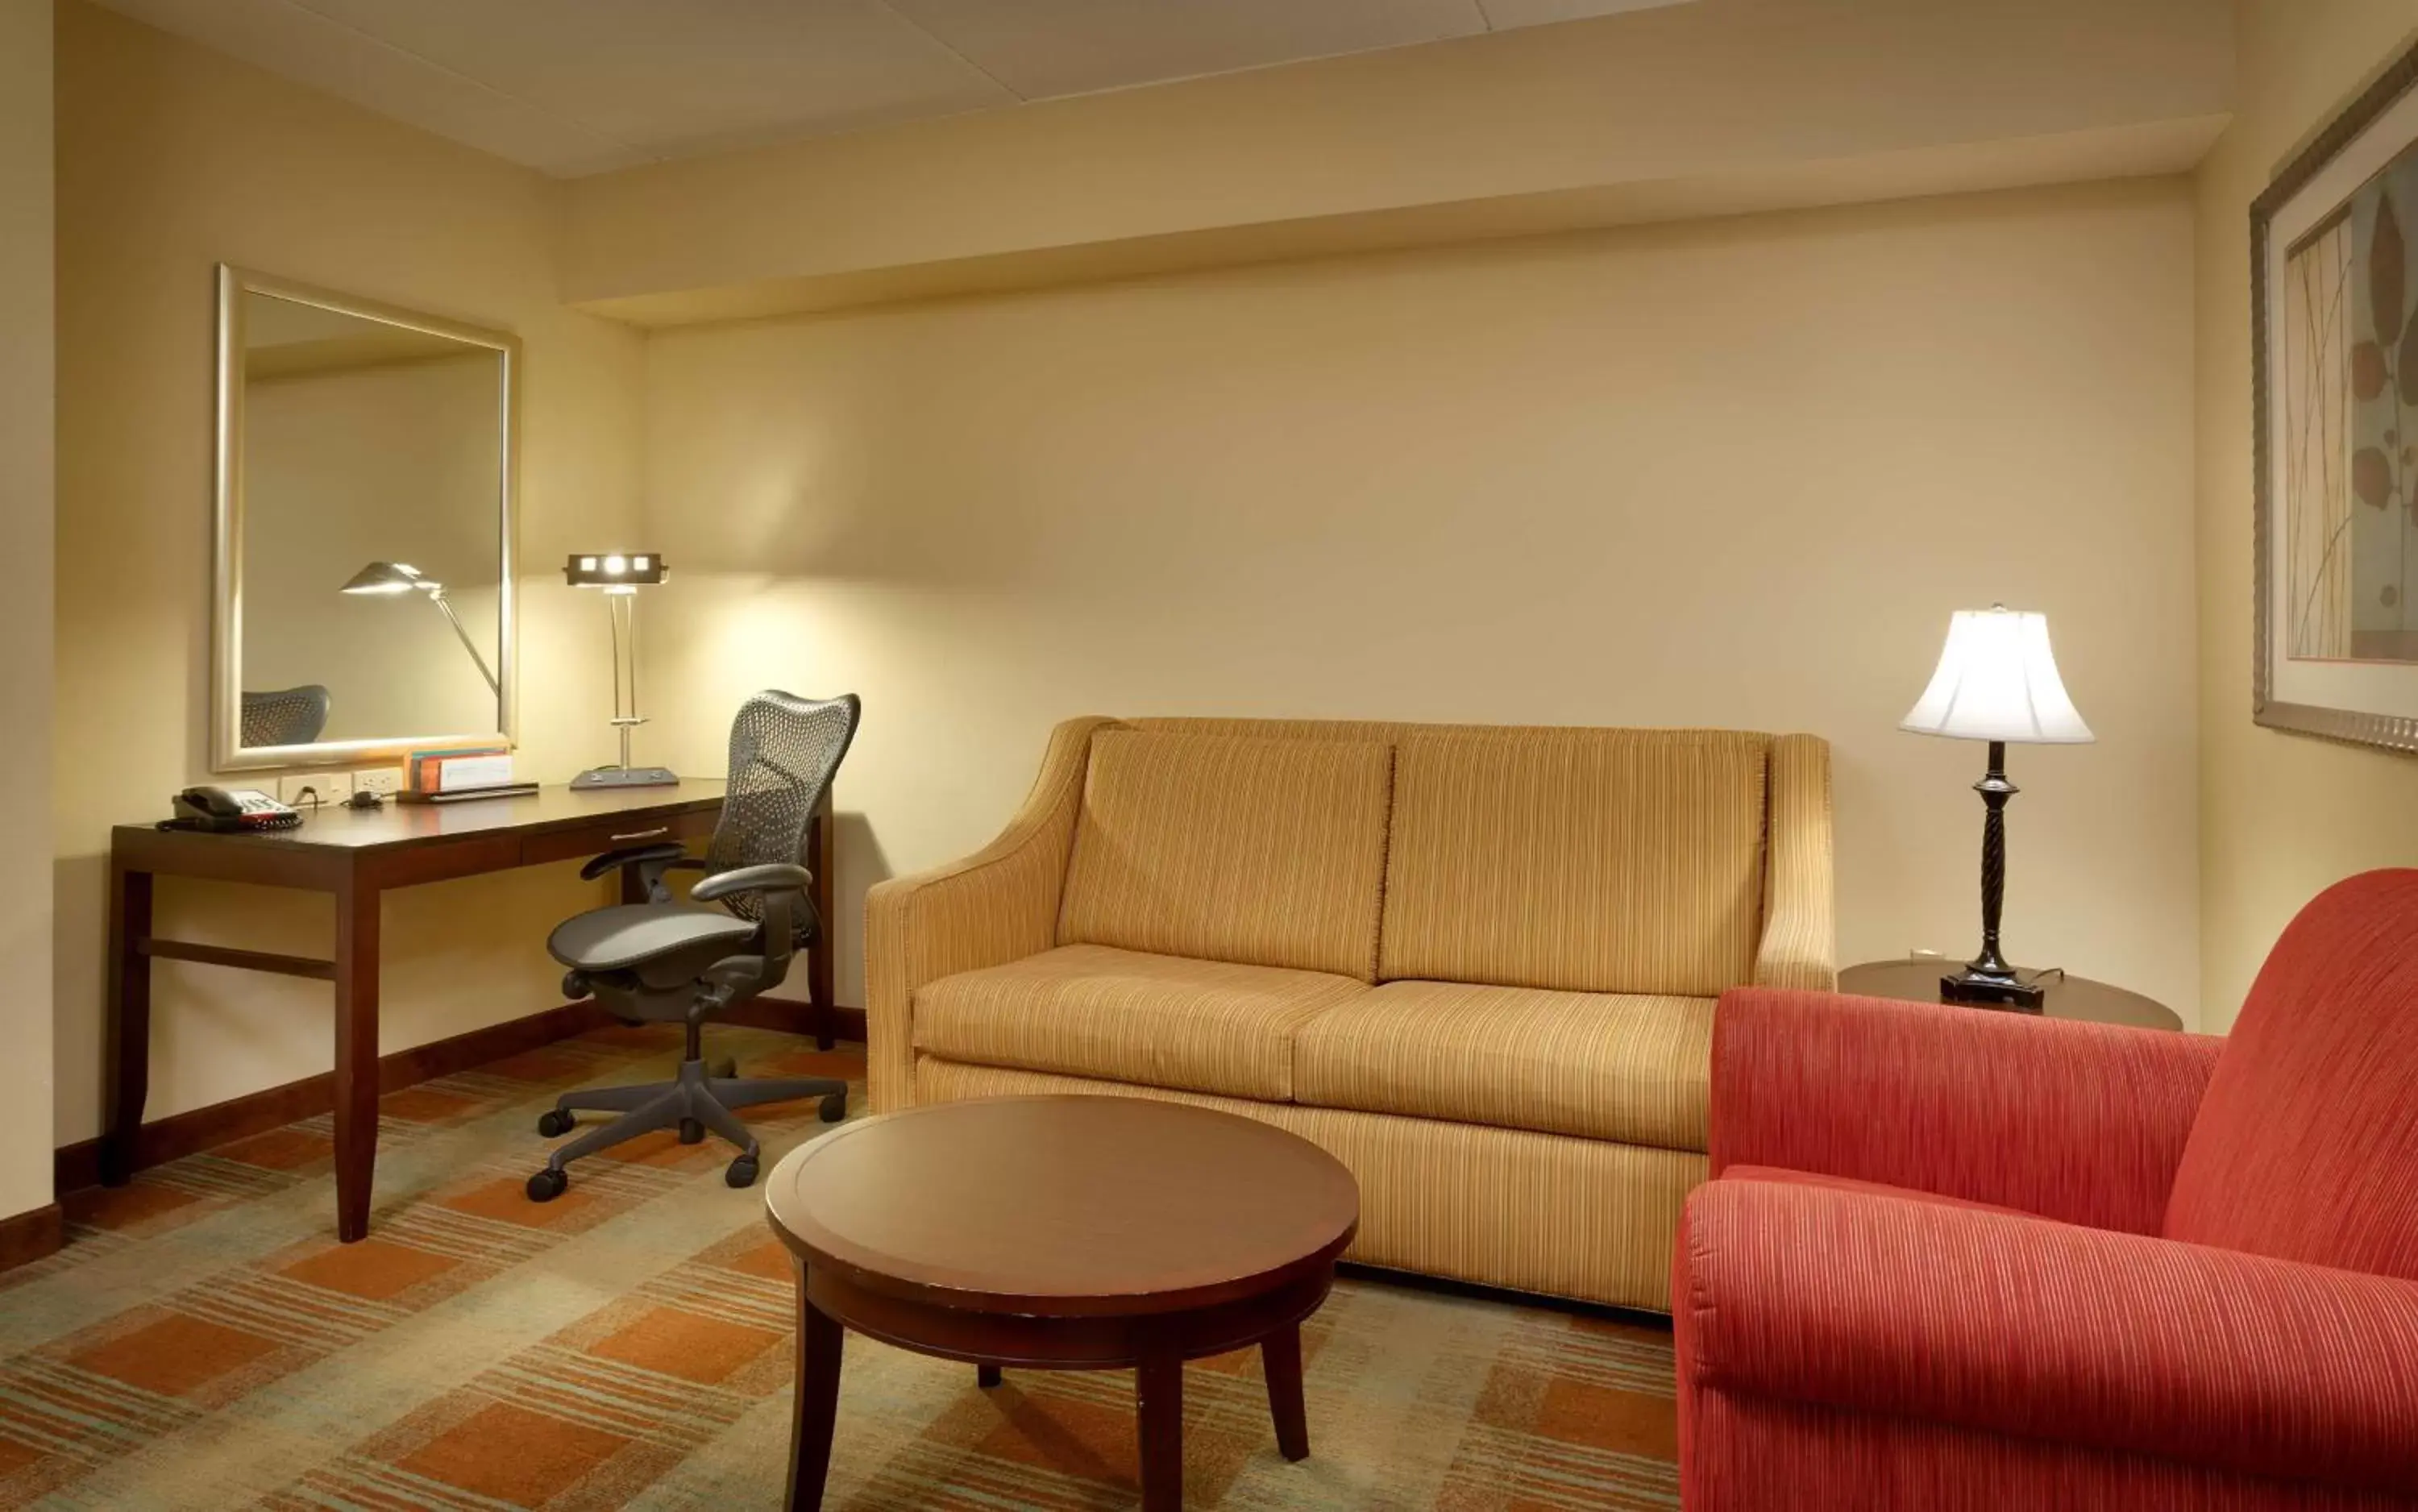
[865,717,1834,1312]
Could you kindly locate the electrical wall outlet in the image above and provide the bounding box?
[352,766,405,798]
[276,771,354,808]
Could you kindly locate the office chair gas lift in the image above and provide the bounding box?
[528,691,860,1199]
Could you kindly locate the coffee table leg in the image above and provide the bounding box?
[787,1278,845,1512]
[1136,1349,1185,1510]
[1262,1323,1310,1462]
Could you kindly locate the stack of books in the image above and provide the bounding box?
[398,746,538,804]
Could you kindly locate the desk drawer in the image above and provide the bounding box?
[522,808,719,868]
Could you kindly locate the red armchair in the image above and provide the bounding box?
[1675,870,2418,1510]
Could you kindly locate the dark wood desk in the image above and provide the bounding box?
[106,780,837,1241]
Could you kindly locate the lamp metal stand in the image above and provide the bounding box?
[422,587,500,696]
[571,588,677,790]
[1941,738,2046,1011]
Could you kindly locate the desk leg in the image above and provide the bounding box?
[809,795,836,1051]
[102,862,153,1186]
[334,878,381,1242]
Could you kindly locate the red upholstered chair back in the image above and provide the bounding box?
[2163,869,2418,1279]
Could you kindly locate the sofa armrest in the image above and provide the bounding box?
[1679,1179,2418,1497]
[1751,733,1836,991]
[862,716,1116,1112]
[1711,987,2221,1233]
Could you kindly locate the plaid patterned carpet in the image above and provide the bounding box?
[2,1026,1679,1510]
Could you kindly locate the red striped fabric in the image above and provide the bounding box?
[1709,986,2222,1234]
[1681,1387,2417,1512]
[1716,1163,2034,1219]
[2166,870,2418,1280]
[1678,1179,2418,1496]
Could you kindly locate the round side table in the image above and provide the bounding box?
[1838,958,2183,1032]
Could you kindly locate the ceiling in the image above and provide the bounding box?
[89,0,1697,178]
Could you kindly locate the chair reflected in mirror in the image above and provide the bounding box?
[239,684,330,746]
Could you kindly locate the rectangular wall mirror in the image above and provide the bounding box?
[214,265,517,770]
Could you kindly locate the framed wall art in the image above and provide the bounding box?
[2254,36,2418,753]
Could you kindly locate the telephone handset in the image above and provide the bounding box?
[168,785,302,833]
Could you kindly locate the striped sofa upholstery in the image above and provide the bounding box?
[865,717,1835,1313]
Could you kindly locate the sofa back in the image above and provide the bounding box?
[1380,728,1768,995]
[1085,718,1792,997]
[1057,728,1394,979]
[2163,869,2418,1280]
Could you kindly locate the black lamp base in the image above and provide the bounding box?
[1940,966,2047,1012]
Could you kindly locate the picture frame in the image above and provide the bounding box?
[2253,35,2418,754]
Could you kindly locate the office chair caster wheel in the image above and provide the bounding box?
[707,1057,737,1080]
[536,1109,574,1137]
[526,1168,568,1203]
[725,1154,758,1189]
[679,1117,704,1144]
[819,1092,848,1123]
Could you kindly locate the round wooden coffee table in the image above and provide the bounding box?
[763,1095,1360,1511]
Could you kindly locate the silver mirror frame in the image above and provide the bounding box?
[213,264,520,771]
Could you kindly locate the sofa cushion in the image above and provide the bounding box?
[1379,728,1768,995]
[912,943,1369,1101]
[1057,729,1394,980]
[1293,978,1715,1149]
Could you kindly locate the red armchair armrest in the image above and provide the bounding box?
[1710,987,2223,1233]
[1680,1180,2418,1497]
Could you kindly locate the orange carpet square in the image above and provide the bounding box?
[214,1128,333,1170]
[71,1314,282,1398]
[589,1306,780,1385]
[61,1182,197,1231]
[378,1086,482,1123]
[759,1049,865,1080]
[724,1239,793,1281]
[280,1240,459,1301]
[441,1176,594,1227]
[1533,1377,1677,1460]
[974,1389,1139,1481]
[0,1435,46,1477]
[481,1049,592,1082]
[396,1401,628,1506]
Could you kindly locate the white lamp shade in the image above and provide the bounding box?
[1901,607,2093,744]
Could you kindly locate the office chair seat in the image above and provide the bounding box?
[547,904,758,972]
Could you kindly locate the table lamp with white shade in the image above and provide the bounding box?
[1900,604,2093,1010]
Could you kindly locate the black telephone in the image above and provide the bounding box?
[168,786,302,833]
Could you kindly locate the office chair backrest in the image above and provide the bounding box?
[704,691,861,931]
[242,685,331,746]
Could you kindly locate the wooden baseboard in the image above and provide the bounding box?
[0,1202,64,1275]
[54,998,866,1196]
[735,997,867,1044]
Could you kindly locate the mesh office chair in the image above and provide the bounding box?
[527,691,861,1200]
[241,685,330,746]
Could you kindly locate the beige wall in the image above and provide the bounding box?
[52,2,644,1143]
[640,177,2205,1022]
[2195,0,2418,1031]
[2,0,56,1221]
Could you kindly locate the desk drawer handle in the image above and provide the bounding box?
[612,828,669,842]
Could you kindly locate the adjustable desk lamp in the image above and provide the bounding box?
[564,552,676,790]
